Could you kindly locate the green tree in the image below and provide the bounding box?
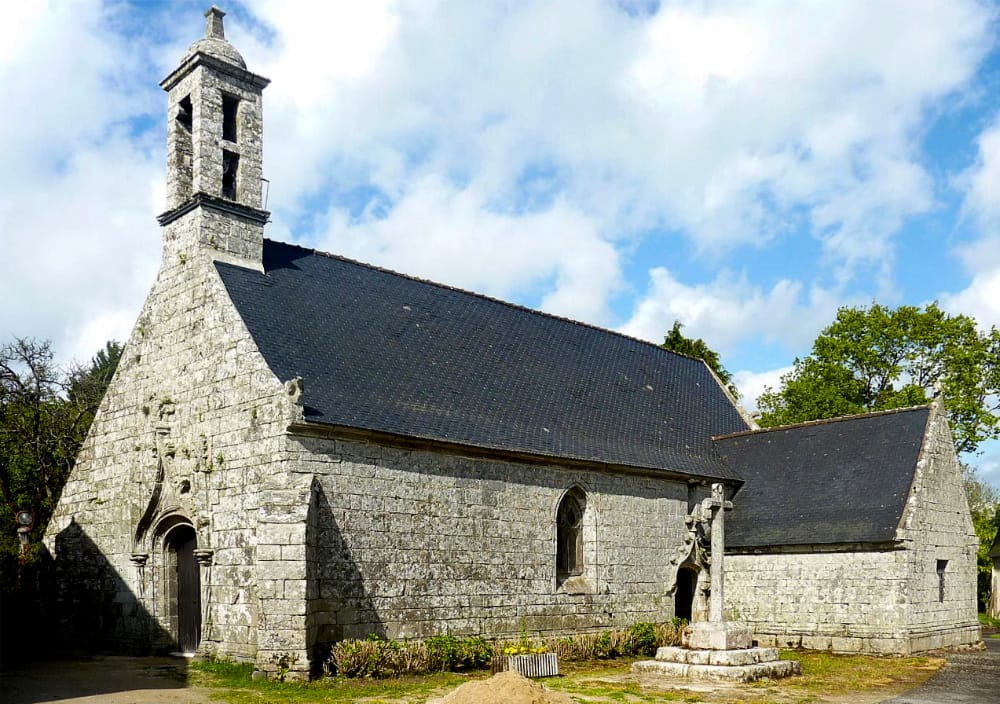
[757,303,1000,455]
[964,464,1000,611]
[661,321,739,399]
[0,338,121,590]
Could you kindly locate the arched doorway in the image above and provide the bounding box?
[674,565,698,622]
[163,523,201,653]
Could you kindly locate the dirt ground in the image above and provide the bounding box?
[0,654,215,704]
[3,645,996,704]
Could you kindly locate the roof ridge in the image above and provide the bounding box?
[713,403,932,440]
[264,238,708,365]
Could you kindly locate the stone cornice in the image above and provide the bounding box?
[160,51,270,92]
[157,192,270,227]
[286,420,741,486]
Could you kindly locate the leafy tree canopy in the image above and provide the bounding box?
[757,302,1000,455]
[0,338,121,590]
[661,321,739,399]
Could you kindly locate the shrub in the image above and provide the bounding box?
[324,621,685,678]
[628,621,659,657]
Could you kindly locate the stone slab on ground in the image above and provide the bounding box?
[655,645,781,666]
[632,657,801,683]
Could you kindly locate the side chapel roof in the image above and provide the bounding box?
[216,239,749,480]
[715,406,931,548]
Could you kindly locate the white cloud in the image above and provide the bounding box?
[0,135,161,364]
[617,267,841,357]
[313,175,621,324]
[944,112,1000,329]
[2,0,997,370]
[732,366,795,415]
[227,0,994,313]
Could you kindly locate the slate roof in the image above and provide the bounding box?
[714,407,930,548]
[216,239,749,480]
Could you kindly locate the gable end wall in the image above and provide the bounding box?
[43,239,290,662]
[896,402,980,651]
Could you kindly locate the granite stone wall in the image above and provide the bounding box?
[725,401,980,655]
[724,549,911,654]
[287,433,692,660]
[897,401,980,651]
[42,243,291,665]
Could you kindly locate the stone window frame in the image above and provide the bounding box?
[222,149,239,200]
[936,559,948,602]
[554,484,597,594]
[556,487,585,579]
[221,93,239,143]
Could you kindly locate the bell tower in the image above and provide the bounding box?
[157,6,270,270]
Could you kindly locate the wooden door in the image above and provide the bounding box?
[172,526,201,653]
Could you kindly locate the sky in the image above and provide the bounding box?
[2,0,1000,491]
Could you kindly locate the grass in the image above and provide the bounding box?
[978,612,1000,629]
[191,650,944,704]
[190,660,474,703]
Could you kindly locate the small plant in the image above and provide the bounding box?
[269,652,298,682]
[628,621,658,657]
[503,619,547,656]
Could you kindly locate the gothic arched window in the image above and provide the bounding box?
[556,488,586,580]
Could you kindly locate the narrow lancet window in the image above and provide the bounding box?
[222,95,239,142]
[556,488,585,580]
[222,150,239,200]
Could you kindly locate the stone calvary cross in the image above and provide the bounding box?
[683,482,753,650]
[705,482,733,624]
[633,482,801,678]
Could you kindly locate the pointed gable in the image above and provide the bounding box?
[216,239,749,479]
[716,407,931,548]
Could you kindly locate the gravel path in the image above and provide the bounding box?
[880,638,1000,704]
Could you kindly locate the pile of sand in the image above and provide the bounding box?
[430,670,576,704]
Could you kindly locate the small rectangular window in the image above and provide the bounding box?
[222,95,239,142]
[222,150,239,200]
[936,559,948,602]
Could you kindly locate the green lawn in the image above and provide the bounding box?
[191,650,943,704]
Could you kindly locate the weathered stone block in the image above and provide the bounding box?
[683,621,753,650]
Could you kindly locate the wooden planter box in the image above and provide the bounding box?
[491,652,560,677]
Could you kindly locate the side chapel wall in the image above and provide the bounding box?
[724,549,911,654]
[43,241,288,661]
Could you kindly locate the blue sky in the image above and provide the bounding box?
[2,0,1000,491]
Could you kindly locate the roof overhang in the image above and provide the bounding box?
[287,419,743,487]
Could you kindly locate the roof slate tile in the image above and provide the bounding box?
[216,240,749,479]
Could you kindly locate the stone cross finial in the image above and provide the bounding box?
[205,6,226,39]
[701,482,733,623]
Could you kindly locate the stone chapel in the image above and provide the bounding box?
[43,7,981,678]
